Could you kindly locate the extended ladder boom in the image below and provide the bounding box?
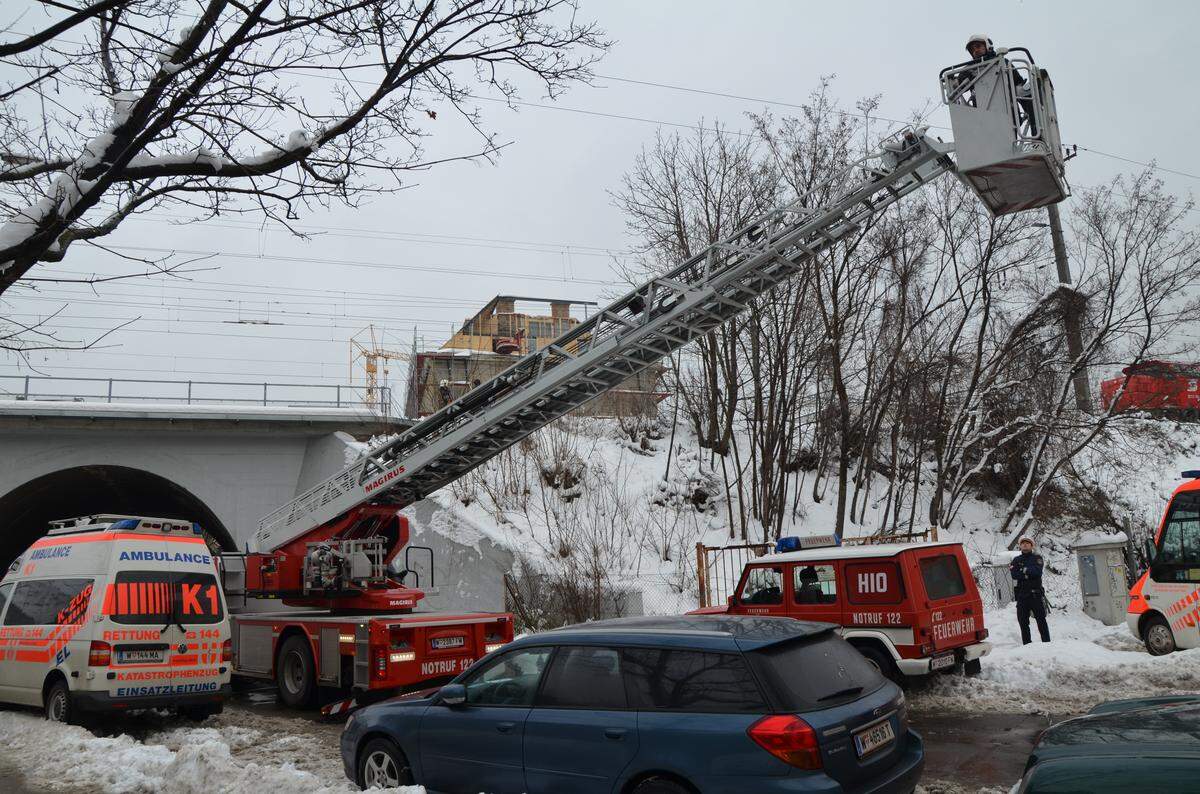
[255,128,956,553]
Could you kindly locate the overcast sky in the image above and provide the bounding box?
[3,0,1198,410]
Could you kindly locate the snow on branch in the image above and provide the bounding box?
[0,0,609,294]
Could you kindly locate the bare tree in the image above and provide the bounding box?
[994,172,1200,543]
[612,123,776,463]
[0,0,608,294]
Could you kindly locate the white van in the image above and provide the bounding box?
[0,515,231,723]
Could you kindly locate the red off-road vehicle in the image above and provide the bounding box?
[694,540,991,681]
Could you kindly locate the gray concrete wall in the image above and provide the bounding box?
[0,425,358,552]
[0,407,516,613]
[403,498,515,614]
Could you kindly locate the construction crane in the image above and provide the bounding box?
[350,324,411,412]
[222,45,1071,710]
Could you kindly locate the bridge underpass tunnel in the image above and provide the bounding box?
[0,465,235,570]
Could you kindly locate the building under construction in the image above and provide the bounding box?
[404,295,667,418]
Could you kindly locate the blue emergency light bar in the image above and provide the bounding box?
[108,517,199,533]
[1185,470,1200,480]
[775,534,842,553]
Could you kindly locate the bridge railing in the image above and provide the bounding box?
[0,375,394,416]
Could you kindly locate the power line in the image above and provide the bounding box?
[1076,147,1200,183]
[11,348,363,367]
[0,362,356,380]
[99,245,614,286]
[594,73,952,133]
[126,213,633,259]
[18,268,601,307]
[10,33,1197,194]
[5,323,410,344]
[4,308,457,332]
[11,289,510,316]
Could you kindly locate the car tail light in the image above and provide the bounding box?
[88,641,112,667]
[920,643,934,655]
[976,628,989,641]
[376,653,387,678]
[747,715,822,770]
[221,639,232,662]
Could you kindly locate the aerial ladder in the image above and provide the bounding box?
[222,44,1071,710]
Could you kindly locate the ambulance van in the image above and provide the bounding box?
[0,515,231,723]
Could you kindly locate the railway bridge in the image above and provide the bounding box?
[0,377,516,613]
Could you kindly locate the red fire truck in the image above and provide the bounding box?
[693,538,991,681]
[219,504,512,714]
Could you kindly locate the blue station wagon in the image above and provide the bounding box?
[340,614,924,793]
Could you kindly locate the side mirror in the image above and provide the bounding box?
[439,683,467,707]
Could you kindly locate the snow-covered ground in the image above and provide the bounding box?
[0,702,422,794]
[0,610,1194,793]
[914,605,1200,715]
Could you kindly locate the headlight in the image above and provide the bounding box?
[390,651,416,663]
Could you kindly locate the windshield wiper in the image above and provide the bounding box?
[817,686,863,702]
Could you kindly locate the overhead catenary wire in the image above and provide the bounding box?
[1074,147,1200,183]
[4,47,1198,392]
[93,244,614,286]
[17,268,614,307]
[124,213,634,259]
[4,32,1196,192]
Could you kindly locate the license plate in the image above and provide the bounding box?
[116,648,165,664]
[853,719,896,757]
[431,636,465,650]
[931,653,956,671]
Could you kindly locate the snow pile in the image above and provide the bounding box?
[912,607,1200,715]
[0,710,424,794]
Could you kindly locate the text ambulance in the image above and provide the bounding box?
[1127,471,1200,655]
[0,515,231,723]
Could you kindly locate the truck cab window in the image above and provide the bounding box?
[740,567,783,605]
[793,565,837,605]
[1154,494,1200,581]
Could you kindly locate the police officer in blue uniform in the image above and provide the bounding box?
[1010,537,1051,644]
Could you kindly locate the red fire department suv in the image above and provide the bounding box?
[695,540,991,681]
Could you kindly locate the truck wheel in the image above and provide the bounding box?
[277,635,316,707]
[855,645,901,684]
[358,737,413,789]
[44,679,78,725]
[1143,615,1177,656]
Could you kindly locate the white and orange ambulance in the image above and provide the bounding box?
[1128,471,1200,655]
[0,515,231,723]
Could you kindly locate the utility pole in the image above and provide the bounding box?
[1046,203,1092,412]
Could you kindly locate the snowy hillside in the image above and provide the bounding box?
[360,414,1200,620]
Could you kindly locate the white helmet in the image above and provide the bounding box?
[965,33,992,54]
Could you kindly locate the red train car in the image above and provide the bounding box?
[1100,361,1200,419]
